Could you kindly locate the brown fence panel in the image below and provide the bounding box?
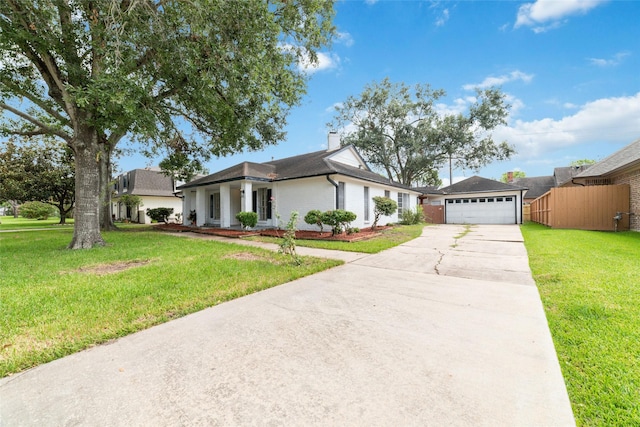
[422,204,445,224]
[530,185,630,231]
[523,204,531,222]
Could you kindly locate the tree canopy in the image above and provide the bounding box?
[0,138,75,223]
[0,0,335,248]
[328,78,515,186]
[500,170,526,183]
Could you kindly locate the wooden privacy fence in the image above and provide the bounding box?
[530,184,630,231]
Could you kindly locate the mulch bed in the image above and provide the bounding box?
[154,223,390,242]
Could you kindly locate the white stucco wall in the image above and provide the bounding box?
[113,195,183,223]
[272,177,335,230]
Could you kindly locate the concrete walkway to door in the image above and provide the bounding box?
[0,225,575,426]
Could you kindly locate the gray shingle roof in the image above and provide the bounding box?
[553,165,592,186]
[575,138,640,178]
[438,176,527,195]
[127,169,175,197]
[513,176,555,199]
[178,146,416,191]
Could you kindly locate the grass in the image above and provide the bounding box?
[0,228,341,377]
[0,216,74,229]
[521,222,640,426]
[246,223,426,254]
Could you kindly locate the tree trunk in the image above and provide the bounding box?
[99,143,117,231]
[68,131,105,249]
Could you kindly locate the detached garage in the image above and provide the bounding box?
[419,176,528,225]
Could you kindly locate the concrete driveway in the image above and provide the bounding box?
[0,224,575,426]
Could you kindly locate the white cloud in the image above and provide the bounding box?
[297,51,340,74]
[588,51,630,67]
[336,31,354,47]
[463,70,534,90]
[435,8,450,27]
[494,92,640,157]
[515,0,608,31]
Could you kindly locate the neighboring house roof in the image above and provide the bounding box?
[575,137,640,178]
[178,145,417,192]
[413,185,441,195]
[116,169,176,197]
[436,176,527,195]
[553,165,592,186]
[513,176,555,199]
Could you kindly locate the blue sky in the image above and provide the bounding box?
[121,0,640,186]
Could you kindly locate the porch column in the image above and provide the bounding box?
[241,181,253,213]
[195,187,206,226]
[220,183,231,228]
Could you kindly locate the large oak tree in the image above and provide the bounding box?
[328,78,515,186]
[0,0,334,248]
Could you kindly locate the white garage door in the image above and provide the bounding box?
[445,196,516,224]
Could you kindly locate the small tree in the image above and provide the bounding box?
[278,211,301,265]
[236,211,258,229]
[372,197,398,229]
[19,201,56,220]
[322,210,357,235]
[146,207,174,223]
[304,209,325,233]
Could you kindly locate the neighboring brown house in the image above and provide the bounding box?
[572,138,640,231]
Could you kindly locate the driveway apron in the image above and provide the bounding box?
[0,224,575,426]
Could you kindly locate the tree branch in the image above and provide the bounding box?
[0,103,72,142]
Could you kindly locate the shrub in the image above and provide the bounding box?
[236,211,258,229]
[372,196,397,229]
[322,209,357,235]
[188,210,197,224]
[399,206,425,225]
[304,209,325,232]
[146,207,174,223]
[278,211,301,265]
[19,201,55,220]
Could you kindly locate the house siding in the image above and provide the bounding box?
[272,177,335,230]
[611,167,640,231]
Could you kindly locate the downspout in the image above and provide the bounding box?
[326,175,339,209]
[519,190,523,224]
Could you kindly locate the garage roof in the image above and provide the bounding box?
[438,176,527,195]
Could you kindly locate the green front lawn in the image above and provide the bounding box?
[521,223,640,426]
[247,223,426,253]
[0,216,74,229]
[0,229,341,377]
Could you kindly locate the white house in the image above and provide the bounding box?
[177,137,421,230]
[112,168,183,223]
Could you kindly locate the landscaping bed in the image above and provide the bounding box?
[154,223,389,242]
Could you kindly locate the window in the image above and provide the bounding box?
[255,188,272,221]
[384,190,390,198]
[397,192,410,214]
[505,197,513,202]
[479,198,486,203]
[209,193,220,220]
[338,182,345,209]
[497,197,504,202]
[364,187,370,221]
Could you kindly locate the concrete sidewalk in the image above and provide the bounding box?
[0,225,575,426]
